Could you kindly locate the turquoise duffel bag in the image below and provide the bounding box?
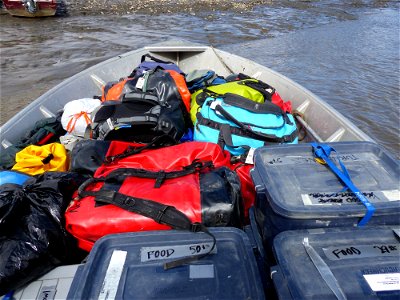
[193,93,298,156]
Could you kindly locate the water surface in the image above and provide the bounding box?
[0,1,399,156]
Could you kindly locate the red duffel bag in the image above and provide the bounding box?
[65,141,243,251]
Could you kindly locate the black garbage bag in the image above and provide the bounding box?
[0,172,88,295]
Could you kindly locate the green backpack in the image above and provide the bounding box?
[189,78,275,124]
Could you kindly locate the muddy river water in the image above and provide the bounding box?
[0,0,399,156]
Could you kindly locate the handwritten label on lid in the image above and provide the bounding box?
[140,242,216,263]
[323,244,399,261]
[301,189,399,206]
[266,154,364,165]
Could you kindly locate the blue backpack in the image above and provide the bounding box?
[193,93,298,155]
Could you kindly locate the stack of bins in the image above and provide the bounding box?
[67,228,266,299]
[251,142,400,299]
[250,141,400,256]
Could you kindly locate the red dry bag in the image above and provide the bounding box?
[65,141,243,251]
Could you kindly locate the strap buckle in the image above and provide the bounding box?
[154,171,166,188]
[190,222,203,232]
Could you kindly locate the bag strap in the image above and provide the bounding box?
[82,189,196,230]
[196,113,298,144]
[311,143,375,226]
[201,78,275,102]
[223,93,285,116]
[123,91,160,104]
[239,80,276,101]
[229,73,252,81]
[104,135,177,163]
[79,160,214,190]
[214,104,295,141]
[217,123,251,152]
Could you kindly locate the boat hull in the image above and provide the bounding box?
[3,0,57,17]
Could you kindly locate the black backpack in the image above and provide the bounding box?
[87,69,190,143]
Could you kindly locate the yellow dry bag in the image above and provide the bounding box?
[12,143,68,175]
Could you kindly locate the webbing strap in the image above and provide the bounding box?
[214,103,285,131]
[217,123,250,152]
[79,160,214,190]
[223,93,284,116]
[303,238,347,300]
[163,226,216,270]
[239,80,275,101]
[115,116,159,124]
[104,135,177,163]
[83,189,194,230]
[123,92,159,104]
[197,113,297,143]
[197,108,297,144]
[311,143,375,226]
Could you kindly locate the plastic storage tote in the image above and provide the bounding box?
[250,142,400,247]
[67,228,265,300]
[12,265,81,300]
[271,226,400,299]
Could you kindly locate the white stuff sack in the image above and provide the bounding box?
[61,98,101,137]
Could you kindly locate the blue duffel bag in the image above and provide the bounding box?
[193,93,298,155]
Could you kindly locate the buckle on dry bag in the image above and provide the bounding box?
[190,222,204,233]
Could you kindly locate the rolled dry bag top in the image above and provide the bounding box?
[11,143,68,176]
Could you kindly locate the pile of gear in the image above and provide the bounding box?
[0,54,299,294]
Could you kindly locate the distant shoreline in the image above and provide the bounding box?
[64,0,265,16]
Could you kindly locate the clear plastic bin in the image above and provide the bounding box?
[251,142,400,247]
[67,228,265,300]
[271,226,400,299]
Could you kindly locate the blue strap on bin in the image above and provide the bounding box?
[311,143,375,226]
